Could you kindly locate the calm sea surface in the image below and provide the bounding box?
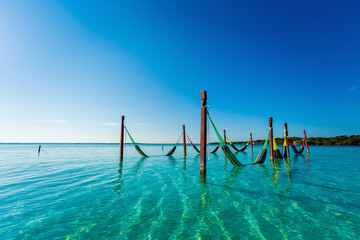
[0,143,359,239]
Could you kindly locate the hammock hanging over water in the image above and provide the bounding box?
[187,136,200,153]
[253,135,269,164]
[125,127,183,157]
[210,143,220,153]
[290,139,305,154]
[227,139,249,152]
[273,136,283,159]
[165,133,183,156]
[282,133,289,158]
[207,111,267,167]
[125,127,148,157]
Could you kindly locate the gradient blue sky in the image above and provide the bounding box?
[1,0,359,143]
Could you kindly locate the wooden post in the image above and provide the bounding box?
[183,124,186,156]
[269,117,274,162]
[284,122,289,158]
[120,115,125,160]
[223,129,227,145]
[250,133,253,152]
[200,90,207,175]
[303,129,310,153]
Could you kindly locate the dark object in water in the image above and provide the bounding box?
[125,126,148,157]
[228,140,249,152]
[211,143,220,153]
[165,132,183,156]
[274,149,283,159]
[187,136,200,153]
[221,145,244,166]
[253,148,267,164]
[38,145,41,156]
[135,145,148,157]
[290,141,305,154]
[165,146,177,156]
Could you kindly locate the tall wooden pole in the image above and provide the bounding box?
[223,129,227,145]
[269,117,274,162]
[200,90,207,175]
[120,115,125,160]
[284,122,289,158]
[303,129,310,153]
[182,124,186,156]
[250,133,253,152]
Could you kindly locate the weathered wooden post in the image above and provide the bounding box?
[284,123,290,158]
[223,129,227,145]
[269,117,274,162]
[303,129,310,153]
[120,115,125,160]
[250,133,253,152]
[200,91,207,177]
[183,124,186,156]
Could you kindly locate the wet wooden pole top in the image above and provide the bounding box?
[200,90,207,176]
[120,115,125,160]
[269,117,274,161]
[223,129,227,145]
[183,124,186,156]
[250,133,253,152]
[303,129,310,153]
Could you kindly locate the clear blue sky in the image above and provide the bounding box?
[0,0,359,143]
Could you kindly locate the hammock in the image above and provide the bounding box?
[207,112,267,166]
[165,132,183,156]
[273,136,283,159]
[253,135,269,164]
[210,143,220,154]
[290,139,305,154]
[125,127,148,157]
[282,134,289,158]
[187,136,200,153]
[227,139,249,152]
[165,146,176,156]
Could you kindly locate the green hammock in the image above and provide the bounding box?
[207,111,267,166]
[125,127,148,157]
[252,134,269,164]
[207,112,244,166]
[165,133,183,156]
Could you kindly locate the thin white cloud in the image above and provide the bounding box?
[350,85,359,93]
[136,123,148,126]
[35,119,68,123]
[103,122,119,127]
[51,119,68,123]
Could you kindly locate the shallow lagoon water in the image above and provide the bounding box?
[0,143,359,239]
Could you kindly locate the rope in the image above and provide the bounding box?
[206,105,210,160]
[206,112,225,146]
[175,132,183,146]
[207,114,210,160]
[125,126,127,146]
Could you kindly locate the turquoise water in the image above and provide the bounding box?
[0,143,359,239]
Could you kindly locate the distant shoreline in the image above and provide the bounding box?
[212,135,360,146]
[1,135,360,146]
